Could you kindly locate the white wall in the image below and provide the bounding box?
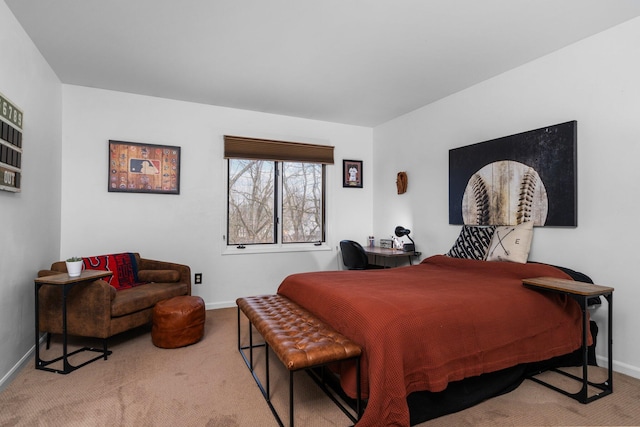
[0,1,62,387]
[4,0,637,392]
[61,85,374,307]
[373,17,640,379]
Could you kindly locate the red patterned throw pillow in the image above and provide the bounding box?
[82,253,143,290]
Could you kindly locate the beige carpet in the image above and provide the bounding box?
[1,307,639,426]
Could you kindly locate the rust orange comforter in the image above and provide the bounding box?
[277,255,586,427]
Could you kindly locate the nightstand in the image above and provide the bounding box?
[522,276,614,403]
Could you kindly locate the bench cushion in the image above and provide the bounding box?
[237,294,361,370]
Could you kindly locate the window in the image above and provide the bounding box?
[224,136,334,247]
[228,159,275,244]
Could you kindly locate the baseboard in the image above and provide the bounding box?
[205,300,236,310]
[599,355,640,380]
[0,335,46,393]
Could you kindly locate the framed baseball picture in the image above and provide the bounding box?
[449,121,576,226]
[108,140,180,194]
[343,159,363,188]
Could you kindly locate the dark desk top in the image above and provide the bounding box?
[364,246,414,258]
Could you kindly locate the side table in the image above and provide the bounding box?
[522,276,614,403]
[35,269,113,374]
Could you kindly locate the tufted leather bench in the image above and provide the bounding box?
[236,294,362,427]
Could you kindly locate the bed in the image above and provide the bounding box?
[277,254,592,426]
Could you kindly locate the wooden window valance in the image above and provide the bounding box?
[224,135,334,164]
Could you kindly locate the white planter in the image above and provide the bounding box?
[65,260,83,277]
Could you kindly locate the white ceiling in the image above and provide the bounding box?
[6,0,640,127]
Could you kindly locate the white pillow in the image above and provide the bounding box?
[486,222,534,263]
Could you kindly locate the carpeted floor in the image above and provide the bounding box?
[1,307,640,426]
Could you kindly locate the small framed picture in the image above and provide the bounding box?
[343,159,363,188]
[108,140,180,194]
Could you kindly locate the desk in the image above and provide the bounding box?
[522,276,614,403]
[364,246,420,268]
[35,270,113,374]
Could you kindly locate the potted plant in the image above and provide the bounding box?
[65,256,84,277]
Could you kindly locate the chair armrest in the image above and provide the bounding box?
[137,257,191,295]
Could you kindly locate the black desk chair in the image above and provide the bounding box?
[339,240,383,270]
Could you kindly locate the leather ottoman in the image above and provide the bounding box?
[152,296,205,348]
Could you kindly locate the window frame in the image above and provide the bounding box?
[222,136,334,255]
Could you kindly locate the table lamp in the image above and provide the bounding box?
[394,226,415,253]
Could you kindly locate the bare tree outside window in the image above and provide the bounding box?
[228,159,325,246]
[228,160,275,244]
[282,162,323,243]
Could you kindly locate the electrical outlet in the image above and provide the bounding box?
[194,273,202,284]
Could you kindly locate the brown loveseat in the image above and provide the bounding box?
[37,253,191,350]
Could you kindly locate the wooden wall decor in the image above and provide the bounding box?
[396,171,408,194]
[449,121,577,227]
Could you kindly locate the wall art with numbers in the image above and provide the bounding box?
[0,91,23,193]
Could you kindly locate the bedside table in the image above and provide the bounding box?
[522,276,614,403]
